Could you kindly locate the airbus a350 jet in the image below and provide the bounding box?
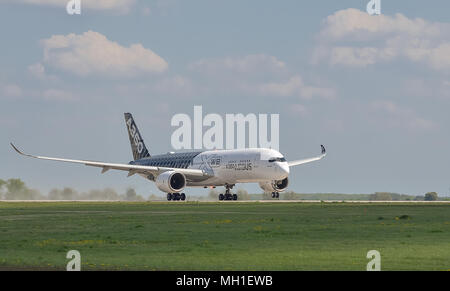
[11,113,326,201]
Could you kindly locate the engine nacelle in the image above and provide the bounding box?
[259,177,289,193]
[155,171,186,193]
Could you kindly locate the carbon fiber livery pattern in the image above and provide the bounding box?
[130,151,203,169]
[124,113,150,161]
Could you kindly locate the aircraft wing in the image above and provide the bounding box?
[288,145,327,167]
[10,143,209,178]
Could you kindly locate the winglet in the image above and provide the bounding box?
[10,143,37,159]
[10,143,24,155]
[321,145,326,155]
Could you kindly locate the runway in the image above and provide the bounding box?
[1,200,449,203]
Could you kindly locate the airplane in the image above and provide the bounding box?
[11,113,326,201]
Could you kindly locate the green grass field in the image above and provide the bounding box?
[0,202,449,270]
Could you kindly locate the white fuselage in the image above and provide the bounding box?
[186,148,289,187]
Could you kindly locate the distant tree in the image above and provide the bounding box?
[84,188,120,200]
[389,193,401,201]
[6,178,25,193]
[61,187,78,200]
[48,188,62,200]
[424,192,438,201]
[414,195,425,201]
[122,188,145,201]
[125,188,137,201]
[4,178,43,200]
[4,178,26,200]
[369,192,392,201]
[282,191,296,200]
[48,188,79,200]
[0,179,5,199]
[399,194,415,201]
[261,192,272,200]
[148,194,160,201]
[380,193,414,201]
[236,189,250,200]
[26,188,44,200]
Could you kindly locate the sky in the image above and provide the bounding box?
[1,0,449,197]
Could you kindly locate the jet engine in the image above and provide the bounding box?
[259,177,289,193]
[155,171,186,193]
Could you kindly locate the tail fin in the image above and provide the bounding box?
[124,113,150,160]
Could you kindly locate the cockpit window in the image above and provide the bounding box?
[268,157,286,162]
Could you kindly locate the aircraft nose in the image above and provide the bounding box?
[278,162,290,177]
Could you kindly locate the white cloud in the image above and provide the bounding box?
[187,55,335,100]
[8,0,136,13]
[318,9,447,41]
[39,31,168,77]
[328,46,395,67]
[257,75,336,100]
[313,9,450,71]
[27,62,58,81]
[28,62,46,79]
[189,54,287,74]
[370,100,436,131]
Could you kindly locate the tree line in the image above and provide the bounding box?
[0,178,146,201]
[244,191,444,201]
[0,178,444,201]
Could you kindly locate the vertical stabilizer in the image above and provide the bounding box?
[124,113,150,160]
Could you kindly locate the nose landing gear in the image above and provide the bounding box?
[271,192,280,199]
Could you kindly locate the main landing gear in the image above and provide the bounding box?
[167,193,186,201]
[219,184,237,201]
[271,192,280,199]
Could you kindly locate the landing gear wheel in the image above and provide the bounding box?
[221,184,235,201]
[271,192,276,198]
[276,192,280,199]
[180,193,186,201]
[219,194,224,201]
[232,194,238,201]
[167,193,172,201]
